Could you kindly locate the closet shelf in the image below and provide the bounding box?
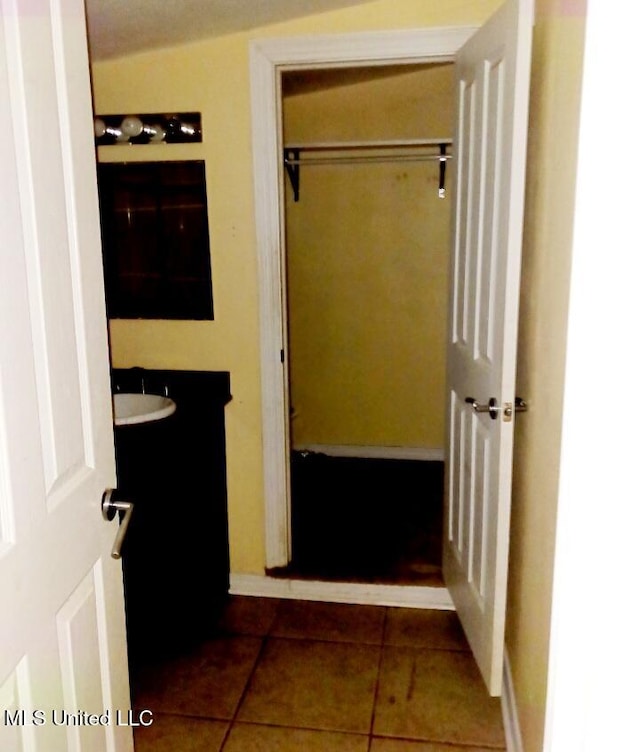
[283,138,453,201]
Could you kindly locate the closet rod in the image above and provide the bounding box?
[283,139,452,202]
[284,154,452,166]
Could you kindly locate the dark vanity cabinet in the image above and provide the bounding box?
[111,368,231,663]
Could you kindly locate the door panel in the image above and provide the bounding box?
[444,0,532,696]
[57,568,110,752]
[0,0,132,748]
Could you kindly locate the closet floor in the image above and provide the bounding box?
[283,453,444,587]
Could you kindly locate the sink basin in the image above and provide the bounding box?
[113,393,176,427]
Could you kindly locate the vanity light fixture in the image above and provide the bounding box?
[94,112,202,145]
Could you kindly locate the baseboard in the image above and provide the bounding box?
[293,444,445,462]
[502,648,524,752]
[229,573,454,610]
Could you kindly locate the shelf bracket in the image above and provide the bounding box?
[284,148,300,202]
[438,143,447,199]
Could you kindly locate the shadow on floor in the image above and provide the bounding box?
[281,453,444,586]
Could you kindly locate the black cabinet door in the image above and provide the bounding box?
[112,369,231,659]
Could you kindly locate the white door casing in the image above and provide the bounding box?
[443,0,533,696]
[0,0,132,749]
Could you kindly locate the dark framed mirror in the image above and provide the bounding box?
[98,160,214,320]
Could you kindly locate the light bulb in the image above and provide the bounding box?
[94,117,106,138]
[147,124,166,143]
[120,116,144,138]
[94,117,126,141]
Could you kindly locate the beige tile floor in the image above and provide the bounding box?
[132,597,505,751]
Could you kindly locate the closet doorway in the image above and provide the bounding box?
[280,63,454,587]
[252,6,533,691]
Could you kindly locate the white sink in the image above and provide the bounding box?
[113,393,176,427]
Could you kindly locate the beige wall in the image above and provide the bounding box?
[507,2,586,750]
[283,64,453,449]
[91,0,500,576]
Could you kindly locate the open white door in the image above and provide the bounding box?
[0,1,133,749]
[443,0,532,696]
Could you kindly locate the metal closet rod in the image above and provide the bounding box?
[284,138,452,163]
[283,138,452,201]
[284,154,452,166]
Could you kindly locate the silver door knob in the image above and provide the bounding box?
[101,489,134,560]
[465,396,499,420]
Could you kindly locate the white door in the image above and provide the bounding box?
[0,1,133,750]
[443,0,533,696]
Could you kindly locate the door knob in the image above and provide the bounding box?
[101,489,134,560]
[465,396,499,420]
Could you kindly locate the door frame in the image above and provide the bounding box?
[249,26,476,570]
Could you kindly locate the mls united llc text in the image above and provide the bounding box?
[4,709,153,727]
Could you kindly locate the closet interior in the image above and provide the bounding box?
[281,63,454,585]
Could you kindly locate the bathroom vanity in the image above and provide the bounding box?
[111,368,231,664]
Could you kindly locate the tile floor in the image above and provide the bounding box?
[132,597,505,751]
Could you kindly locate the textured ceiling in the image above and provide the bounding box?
[85,0,373,60]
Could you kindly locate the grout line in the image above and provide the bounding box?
[369,733,507,749]
[218,632,271,750]
[223,719,371,736]
[367,606,388,749]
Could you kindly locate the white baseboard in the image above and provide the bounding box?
[293,444,445,462]
[229,573,454,610]
[502,648,524,752]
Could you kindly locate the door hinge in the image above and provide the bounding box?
[280,349,284,363]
